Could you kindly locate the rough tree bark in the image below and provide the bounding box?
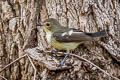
[0,0,120,80]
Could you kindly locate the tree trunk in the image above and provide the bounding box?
[0,0,120,80]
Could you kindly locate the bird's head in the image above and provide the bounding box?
[37,18,62,32]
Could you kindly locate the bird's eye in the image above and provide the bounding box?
[46,23,50,26]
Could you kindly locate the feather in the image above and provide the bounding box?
[53,29,107,42]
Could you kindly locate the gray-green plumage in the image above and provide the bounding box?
[37,18,107,50]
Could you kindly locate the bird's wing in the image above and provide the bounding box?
[53,28,93,42]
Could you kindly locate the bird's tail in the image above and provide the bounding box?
[86,30,108,37]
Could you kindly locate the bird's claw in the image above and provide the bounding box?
[57,61,65,67]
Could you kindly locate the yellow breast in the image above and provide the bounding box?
[51,38,81,50]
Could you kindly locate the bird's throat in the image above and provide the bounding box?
[43,27,52,44]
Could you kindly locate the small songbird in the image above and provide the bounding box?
[37,18,107,66]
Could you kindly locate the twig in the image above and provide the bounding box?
[0,75,7,80]
[56,52,120,80]
[0,54,27,73]
[0,54,37,80]
[27,54,37,80]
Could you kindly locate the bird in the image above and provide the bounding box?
[36,18,107,66]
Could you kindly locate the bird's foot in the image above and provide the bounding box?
[57,60,65,67]
[57,54,69,67]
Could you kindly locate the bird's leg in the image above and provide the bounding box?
[58,50,69,66]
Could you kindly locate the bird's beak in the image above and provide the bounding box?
[36,23,44,30]
[36,24,43,32]
[36,23,43,26]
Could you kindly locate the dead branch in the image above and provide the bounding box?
[0,54,37,80]
[27,54,37,80]
[0,75,7,80]
[0,54,27,73]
